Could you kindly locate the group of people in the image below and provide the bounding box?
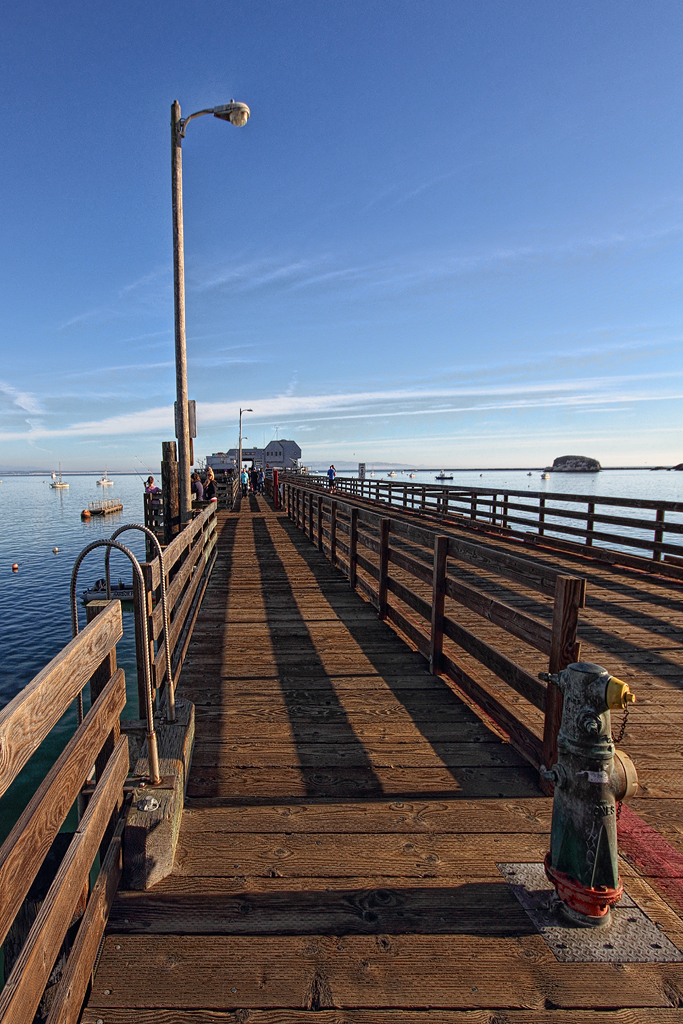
[144,467,217,502]
[240,466,265,497]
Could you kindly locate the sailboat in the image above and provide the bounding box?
[97,467,113,486]
[50,463,68,489]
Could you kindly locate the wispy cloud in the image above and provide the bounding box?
[0,381,44,415]
[1,372,681,443]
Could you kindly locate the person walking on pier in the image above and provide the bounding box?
[257,467,265,494]
[327,465,336,491]
[241,467,249,496]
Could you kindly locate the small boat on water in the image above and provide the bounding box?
[50,464,68,489]
[388,471,396,477]
[81,577,134,604]
[97,467,113,486]
[409,472,416,478]
[435,472,453,480]
[81,498,123,518]
[541,472,550,480]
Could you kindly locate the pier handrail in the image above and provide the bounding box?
[277,477,587,771]
[141,501,218,704]
[104,523,178,722]
[286,472,683,579]
[70,538,160,786]
[0,602,129,1023]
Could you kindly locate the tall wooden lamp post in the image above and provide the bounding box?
[171,99,250,523]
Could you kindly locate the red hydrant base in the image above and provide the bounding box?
[544,852,623,919]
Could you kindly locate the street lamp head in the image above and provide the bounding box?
[213,101,250,127]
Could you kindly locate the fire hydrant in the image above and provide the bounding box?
[540,662,638,927]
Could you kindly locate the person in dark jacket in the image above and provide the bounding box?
[203,467,216,501]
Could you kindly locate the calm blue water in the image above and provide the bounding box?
[0,474,150,844]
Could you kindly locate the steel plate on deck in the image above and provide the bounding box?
[498,862,683,963]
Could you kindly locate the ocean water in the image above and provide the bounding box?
[0,474,149,844]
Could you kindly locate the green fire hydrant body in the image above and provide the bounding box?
[541,662,637,925]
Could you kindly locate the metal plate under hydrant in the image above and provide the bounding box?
[498,862,683,963]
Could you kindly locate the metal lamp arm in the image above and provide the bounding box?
[176,109,214,138]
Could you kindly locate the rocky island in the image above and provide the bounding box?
[547,454,601,473]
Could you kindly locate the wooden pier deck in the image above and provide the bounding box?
[83,493,683,1021]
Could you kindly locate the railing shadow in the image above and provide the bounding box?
[252,514,385,798]
[271,511,542,800]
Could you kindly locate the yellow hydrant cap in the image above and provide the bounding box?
[606,676,636,710]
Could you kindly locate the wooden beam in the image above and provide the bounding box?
[0,601,123,800]
[430,536,447,675]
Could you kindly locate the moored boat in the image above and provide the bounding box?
[81,577,134,603]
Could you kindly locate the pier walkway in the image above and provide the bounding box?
[83,493,683,1020]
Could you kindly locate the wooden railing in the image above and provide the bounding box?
[140,502,218,711]
[0,601,128,1023]
[288,474,683,578]
[281,479,586,771]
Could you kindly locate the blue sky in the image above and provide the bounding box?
[1,0,682,470]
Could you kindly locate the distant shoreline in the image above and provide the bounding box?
[0,465,673,477]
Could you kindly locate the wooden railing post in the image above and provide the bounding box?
[349,507,358,589]
[503,494,509,529]
[85,602,121,786]
[653,508,665,561]
[586,501,595,546]
[470,493,477,522]
[542,575,585,785]
[429,536,448,674]
[538,497,546,537]
[330,501,337,565]
[161,440,180,544]
[318,495,324,551]
[309,492,315,542]
[378,518,390,620]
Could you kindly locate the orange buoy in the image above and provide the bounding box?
[81,509,91,519]
[11,563,18,572]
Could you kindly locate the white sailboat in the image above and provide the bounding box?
[97,467,113,486]
[50,463,68,489]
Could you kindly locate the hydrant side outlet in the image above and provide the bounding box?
[544,662,637,925]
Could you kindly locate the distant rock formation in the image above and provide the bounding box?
[548,455,601,473]
[673,463,683,471]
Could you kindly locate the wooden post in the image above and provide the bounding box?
[161,441,180,544]
[273,469,279,509]
[542,575,586,785]
[470,493,477,522]
[653,508,665,562]
[491,493,497,526]
[378,518,390,620]
[85,601,122,856]
[302,490,307,536]
[421,486,426,512]
[86,601,121,784]
[429,536,448,675]
[443,488,449,519]
[309,492,315,542]
[539,497,546,537]
[318,495,324,551]
[349,507,358,590]
[132,574,152,721]
[503,494,509,529]
[330,501,337,566]
[586,501,595,546]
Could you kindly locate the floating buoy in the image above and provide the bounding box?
[11,563,18,572]
[52,547,59,554]
[81,509,91,519]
